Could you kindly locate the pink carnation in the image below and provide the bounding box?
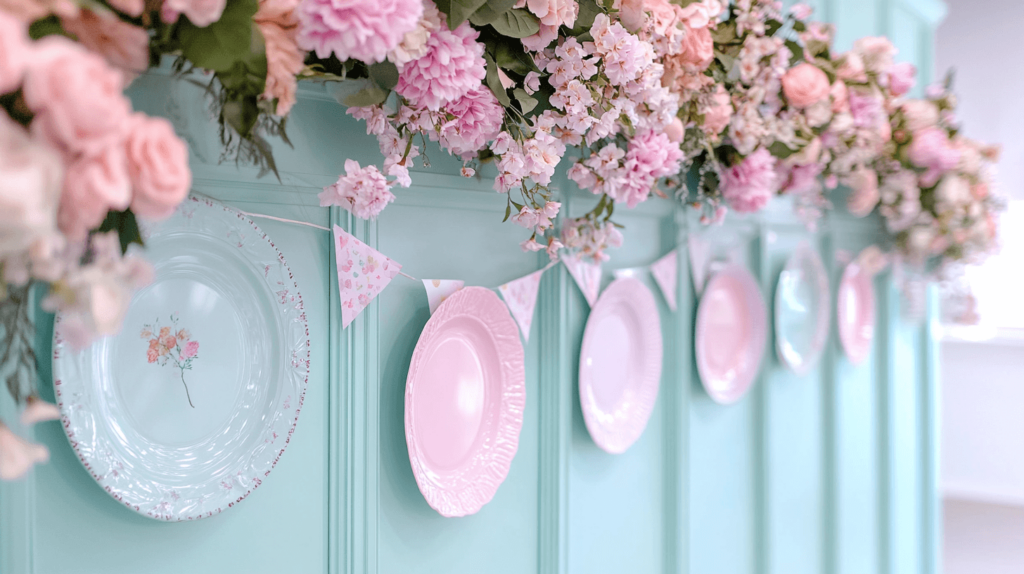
[720,148,778,213]
[23,37,131,157]
[395,20,486,110]
[318,159,395,219]
[0,11,30,95]
[296,0,422,64]
[438,86,503,158]
[255,0,305,115]
[781,63,830,108]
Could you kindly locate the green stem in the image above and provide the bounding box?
[180,370,195,409]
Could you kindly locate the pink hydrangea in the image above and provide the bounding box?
[318,159,395,219]
[296,0,423,64]
[395,20,486,110]
[438,86,503,158]
[720,148,778,213]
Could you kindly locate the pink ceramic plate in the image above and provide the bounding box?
[837,261,875,364]
[404,287,525,517]
[579,277,663,454]
[695,264,767,404]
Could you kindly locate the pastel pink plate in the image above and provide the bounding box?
[404,287,525,517]
[837,261,876,365]
[579,277,663,454]
[695,264,767,404]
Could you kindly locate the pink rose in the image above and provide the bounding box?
[182,340,199,359]
[60,10,150,74]
[781,63,830,108]
[701,84,732,136]
[0,11,30,95]
[161,0,226,27]
[124,114,192,220]
[845,167,879,217]
[888,62,915,97]
[664,117,684,143]
[23,37,131,156]
[58,146,132,240]
[677,23,713,69]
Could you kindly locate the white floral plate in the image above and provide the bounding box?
[774,242,830,375]
[52,196,310,521]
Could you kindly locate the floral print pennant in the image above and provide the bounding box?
[563,254,602,307]
[334,225,402,328]
[422,279,464,314]
[650,250,678,311]
[498,270,544,343]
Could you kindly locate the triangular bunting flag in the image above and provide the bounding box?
[498,270,544,342]
[422,279,464,314]
[650,250,678,311]
[333,225,401,328]
[687,234,711,296]
[563,255,602,307]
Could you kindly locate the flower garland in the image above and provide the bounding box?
[0,0,1001,479]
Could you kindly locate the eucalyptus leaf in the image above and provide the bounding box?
[178,0,259,72]
[368,61,400,90]
[489,8,539,38]
[469,0,518,25]
[485,53,512,107]
[436,0,488,29]
[513,88,538,113]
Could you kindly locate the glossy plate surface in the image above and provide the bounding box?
[774,243,830,375]
[52,196,310,521]
[837,261,875,364]
[695,264,767,404]
[404,287,525,517]
[579,277,663,454]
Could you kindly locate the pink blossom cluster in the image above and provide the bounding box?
[318,159,397,219]
[567,130,682,208]
[559,217,624,263]
[491,130,566,194]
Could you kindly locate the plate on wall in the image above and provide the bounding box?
[578,277,662,454]
[404,287,525,517]
[52,196,310,521]
[695,264,767,404]
[774,243,830,375]
[837,260,875,364]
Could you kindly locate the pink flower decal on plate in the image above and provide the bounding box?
[141,313,200,408]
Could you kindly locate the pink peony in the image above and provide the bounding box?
[124,114,192,220]
[908,127,961,186]
[255,0,305,116]
[846,167,879,217]
[888,62,916,97]
[519,0,577,28]
[296,0,422,64]
[676,22,714,69]
[161,0,226,27]
[0,422,49,480]
[438,86,503,158]
[389,0,441,66]
[781,63,830,108]
[61,10,150,74]
[395,20,486,110]
[0,11,29,95]
[182,340,199,359]
[701,84,732,136]
[23,37,131,157]
[720,148,778,213]
[318,159,395,219]
[58,146,132,240]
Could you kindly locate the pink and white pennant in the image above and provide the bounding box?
[422,279,464,314]
[498,269,544,342]
[333,225,402,328]
[649,250,678,311]
[563,255,602,307]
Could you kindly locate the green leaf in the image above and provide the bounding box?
[792,20,807,33]
[765,19,782,37]
[28,16,71,40]
[178,0,259,72]
[223,97,260,138]
[768,141,797,159]
[568,0,602,35]
[485,53,511,107]
[494,38,538,74]
[513,88,538,113]
[469,0,519,25]
[368,61,399,90]
[503,202,512,222]
[489,8,539,38]
[342,83,390,107]
[436,0,488,29]
[98,209,144,254]
[785,39,804,65]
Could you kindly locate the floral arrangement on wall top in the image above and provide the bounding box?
[0,0,1003,479]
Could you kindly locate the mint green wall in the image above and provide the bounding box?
[0,0,947,572]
